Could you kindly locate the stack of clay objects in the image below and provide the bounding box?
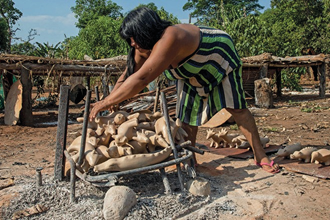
[66,110,188,173]
[206,128,269,149]
[276,143,330,165]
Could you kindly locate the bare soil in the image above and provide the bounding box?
[1,80,330,220]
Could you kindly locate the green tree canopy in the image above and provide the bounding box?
[0,0,22,53]
[135,3,181,24]
[0,18,9,52]
[71,0,123,29]
[67,2,182,60]
[11,41,36,55]
[183,0,263,26]
[67,16,127,60]
[261,0,330,56]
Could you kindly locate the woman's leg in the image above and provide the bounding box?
[226,108,280,173]
[182,122,198,164]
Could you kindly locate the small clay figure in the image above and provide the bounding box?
[93,147,172,172]
[108,145,133,158]
[206,129,224,148]
[155,116,182,144]
[136,121,155,131]
[113,118,139,146]
[113,113,127,125]
[236,137,269,149]
[290,147,318,163]
[217,128,240,148]
[67,136,100,166]
[96,145,111,164]
[276,143,302,158]
[127,141,149,154]
[311,149,330,165]
[175,127,188,144]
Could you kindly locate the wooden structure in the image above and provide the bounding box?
[241,53,329,98]
[0,53,329,125]
[0,54,127,126]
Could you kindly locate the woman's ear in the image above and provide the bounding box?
[130,37,136,47]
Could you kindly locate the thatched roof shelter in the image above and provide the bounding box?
[0,53,329,126]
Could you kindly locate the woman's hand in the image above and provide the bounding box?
[89,100,109,121]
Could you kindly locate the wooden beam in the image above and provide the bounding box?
[269,63,323,68]
[10,69,122,77]
[0,62,124,73]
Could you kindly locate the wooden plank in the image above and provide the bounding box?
[200,108,232,128]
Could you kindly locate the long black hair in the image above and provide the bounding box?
[119,7,172,79]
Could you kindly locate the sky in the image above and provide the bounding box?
[11,0,271,46]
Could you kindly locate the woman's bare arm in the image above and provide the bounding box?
[89,27,186,120]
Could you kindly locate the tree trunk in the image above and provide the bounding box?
[254,78,273,108]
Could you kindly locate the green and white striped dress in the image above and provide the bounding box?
[163,26,247,126]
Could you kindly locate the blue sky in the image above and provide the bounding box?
[12,0,270,46]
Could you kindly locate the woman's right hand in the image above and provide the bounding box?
[89,100,109,121]
[89,101,120,121]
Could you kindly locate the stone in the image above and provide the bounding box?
[103,186,137,220]
[186,177,211,196]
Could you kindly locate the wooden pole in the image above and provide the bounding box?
[102,71,109,99]
[260,64,268,78]
[85,76,90,90]
[54,85,70,181]
[276,68,282,97]
[19,67,33,126]
[319,63,326,98]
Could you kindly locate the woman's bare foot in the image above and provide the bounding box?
[255,157,280,174]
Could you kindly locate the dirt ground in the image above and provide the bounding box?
[1,79,330,220]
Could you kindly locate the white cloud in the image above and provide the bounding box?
[20,13,77,26]
[14,13,79,44]
[180,18,197,24]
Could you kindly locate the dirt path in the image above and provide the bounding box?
[1,91,330,219]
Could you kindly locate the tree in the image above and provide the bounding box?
[68,1,181,60]
[135,3,181,24]
[262,0,330,56]
[67,16,127,60]
[11,41,36,55]
[0,18,8,52]
[34,42,62,58]
[183,0,263,26]
[71,0,123,29]
[0,0,22,53]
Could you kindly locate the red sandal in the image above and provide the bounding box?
[255,160,280,174]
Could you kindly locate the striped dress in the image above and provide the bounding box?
[163,26,247,126]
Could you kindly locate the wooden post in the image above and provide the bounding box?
[19,67,33,126]
[254,78,273,108]
[85,76,90,90]
[54,85,70,181]
[260,64,268,78]
[102,72,109,99]
[57,74,62,94]
[319,63,326,98]
[275,68,282,97]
